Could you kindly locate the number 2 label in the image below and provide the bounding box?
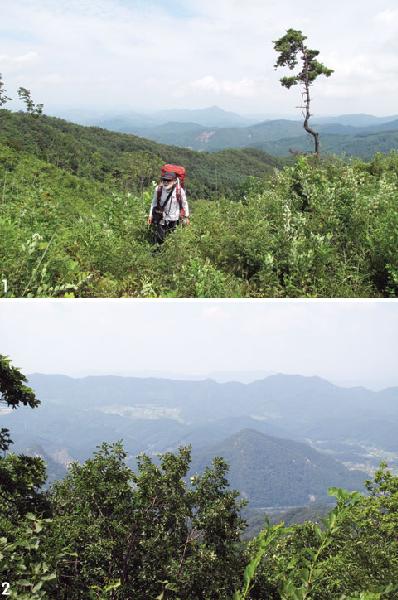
[1,582,10,596]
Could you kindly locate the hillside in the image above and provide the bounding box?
[128,119,305,151]
[0,110,280,199]
[243,503,331,539]
[1,110,398,298]
[190,429,364,507]
[252,129,398,159]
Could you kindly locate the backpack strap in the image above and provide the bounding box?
[156,184,185,219]
[176,186,182,209]
[156,187,173,217]
[156,185,162,208]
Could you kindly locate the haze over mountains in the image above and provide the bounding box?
[57,106,398,130]
[54,106,268,129]
[4,373,398,507]
[59,106,398,158]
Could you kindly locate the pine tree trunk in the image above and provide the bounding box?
[302,49,320,157]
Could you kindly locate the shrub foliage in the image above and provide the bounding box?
[1,136,397,297]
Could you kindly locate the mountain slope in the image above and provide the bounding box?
[0,110,281,199]
[153,106,256,127]
[252,130,398,159]
[190,429,365,507]
[99,115,398,156]
[133,119,305,151]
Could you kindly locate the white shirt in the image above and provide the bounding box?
[150,184,189,222]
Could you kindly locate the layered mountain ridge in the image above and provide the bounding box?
[4,373,397,507]
[80,106,398,158]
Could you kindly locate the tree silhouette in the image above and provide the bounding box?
[0,73,11,108]
[273,29,333,156]
[0,355,39,451]
[17,87,44,117]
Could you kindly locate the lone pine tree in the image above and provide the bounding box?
[273,29,334,156]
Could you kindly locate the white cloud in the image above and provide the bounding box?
[1,0,397,114]
[375,8,398,23]
[0,51,39,68]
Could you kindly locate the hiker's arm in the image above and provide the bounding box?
[181,188,189,217]
[149,189,158,216]
[148,188,158,223]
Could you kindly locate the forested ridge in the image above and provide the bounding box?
[1,110,398,298]
[1,357,398,599]
[116,113,398,157]
[0,110,280,198]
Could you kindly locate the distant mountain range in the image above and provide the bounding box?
[54,105,261,129]
[67,105,398,158]
[128,119,398,158]
[4,374,398,507]
[152,106,258,128]
[312,114,398,127]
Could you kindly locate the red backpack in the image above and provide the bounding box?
[161,164,186,188]
[156,164,186,219]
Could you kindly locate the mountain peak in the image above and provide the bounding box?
[191,428,364,507]
[207,105,226,112]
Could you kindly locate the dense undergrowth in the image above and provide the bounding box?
[1,139,397,297]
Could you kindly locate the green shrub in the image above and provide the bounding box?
[1,140,397,297]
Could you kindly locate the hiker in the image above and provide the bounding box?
[148,167,190,244]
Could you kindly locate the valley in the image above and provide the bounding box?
[4,373,397,509]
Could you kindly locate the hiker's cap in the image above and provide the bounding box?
[162,172,177,181]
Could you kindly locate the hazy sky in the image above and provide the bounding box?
[0,300,397,390]
[1,0,398,116]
